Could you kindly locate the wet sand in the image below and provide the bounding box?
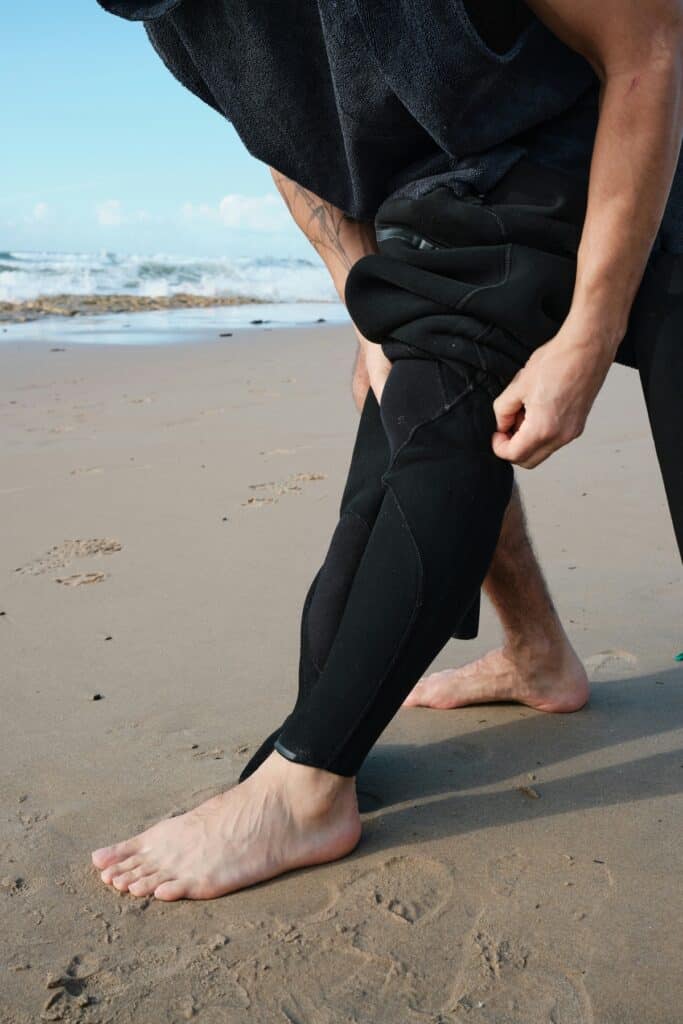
[1,323,681,1023]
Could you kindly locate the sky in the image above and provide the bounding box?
[0,2,309,258]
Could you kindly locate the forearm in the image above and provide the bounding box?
[270,168,389,405]
[269,168,377,301]
[571,55,683,353]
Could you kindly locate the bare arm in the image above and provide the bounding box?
[269,168,391,405]
[493,0,683,467]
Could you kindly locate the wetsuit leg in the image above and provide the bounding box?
[239,392,389,780]
[239,375,482,782]
[273,359,513,776]
[248,158,587,778]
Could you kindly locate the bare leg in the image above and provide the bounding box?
[92,753,360,901]
[405,484,589,712]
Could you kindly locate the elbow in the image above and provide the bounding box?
[601,18,683,123]
[652,21,683,132]
[597,11,683,81]
[644,11,683,77]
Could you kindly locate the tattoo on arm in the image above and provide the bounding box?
[270,168,372,273]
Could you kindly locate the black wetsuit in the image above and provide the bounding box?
[239,157,683,780]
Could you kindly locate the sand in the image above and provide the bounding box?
[1,322,682,1024]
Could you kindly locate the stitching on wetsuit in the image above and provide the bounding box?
[378,313,497,473]
[455,241,512,314]
[382,379,476,477]
[323,481,425,770]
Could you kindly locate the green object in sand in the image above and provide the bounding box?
[675,652,683,662]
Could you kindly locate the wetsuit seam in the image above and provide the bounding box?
[322,481,425,771]
[382,381,476,476]
[455,242,512,314]
[307,511,372,676]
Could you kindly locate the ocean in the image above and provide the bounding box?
[0,250,349,344]
[0,250,338,304]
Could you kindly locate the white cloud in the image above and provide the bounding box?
[95,201,155,228]
[181,193,291,232]
[32,202,49,222]
[181,201,213,222]
[96,199,123,227]
[218,193,288,230]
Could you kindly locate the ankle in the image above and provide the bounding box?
[502,622,568,665]
[263,752,354,817]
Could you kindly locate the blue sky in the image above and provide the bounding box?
[0,2,308,257]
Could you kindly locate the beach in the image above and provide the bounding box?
[1,320,682,1024]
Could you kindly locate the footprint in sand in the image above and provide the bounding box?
[15,538,122,577]
[583,649,639,678]
[275,855,473,1021]
[450,917,594,1024]
[478,846,611,1015]
[341,854,455,927]
[242,472,326,508]
[55,572,107,587]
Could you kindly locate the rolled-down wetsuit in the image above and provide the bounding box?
[241,158,585,779]
[241,155,683,781]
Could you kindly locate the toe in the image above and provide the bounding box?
[100,854,143,885]
[403,681,426,707]
[92,839,140,870]
[128,872,166,898]
[153,879,187,902]
[112,867,147,892]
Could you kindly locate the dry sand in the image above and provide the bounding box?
[1,323,682,1024]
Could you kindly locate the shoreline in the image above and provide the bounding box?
[0,292,339,324]
[0,299,349,346]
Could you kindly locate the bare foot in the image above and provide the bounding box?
[404,635,589,714]
[91,753,361,901]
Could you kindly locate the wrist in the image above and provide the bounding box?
[563,298,627,360]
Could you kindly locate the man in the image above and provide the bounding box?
[92,0,683,900]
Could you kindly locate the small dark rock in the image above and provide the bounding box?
[315,317,326,323]
[219,332,233,337]
[91,693,103,701]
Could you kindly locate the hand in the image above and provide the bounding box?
[491,317,618,469]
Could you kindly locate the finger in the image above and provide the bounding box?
[492,419,550,465]
[495,425,565,468]
[493,379,525,433]
[517,443,559,469]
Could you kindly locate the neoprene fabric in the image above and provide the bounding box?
[239,157,683,779]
